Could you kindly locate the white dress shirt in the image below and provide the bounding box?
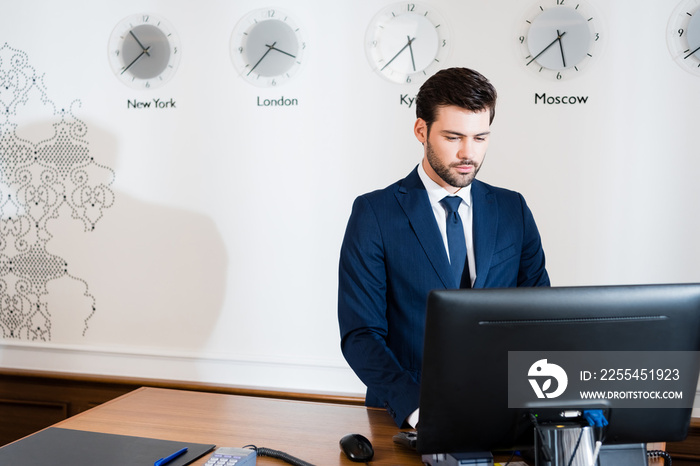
[417,162,476,287]
[406,164,477,429]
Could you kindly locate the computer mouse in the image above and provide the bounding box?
[339,433,374,462]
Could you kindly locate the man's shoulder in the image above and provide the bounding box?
[356,167,421,202]
[472,179,524,201]
[360,179,401,202]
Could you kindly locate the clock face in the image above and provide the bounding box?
[668,0,700,76]
[230,8,306,87]
[518,1,602,80]
[108,14,181,89]
[365,2,450,85]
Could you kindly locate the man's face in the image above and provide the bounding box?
[414,105,491,194]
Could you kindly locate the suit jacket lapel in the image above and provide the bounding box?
[395,167,454,289]
[471,180,497,289]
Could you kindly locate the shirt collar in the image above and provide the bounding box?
[417,161,472,207]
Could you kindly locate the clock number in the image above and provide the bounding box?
[519,35,525,44]
[267,10,275,18]
[679,28,685,37]
[142,15,149,23]
[556,72,562,80]
[407,3,416,11]
[557,0,565,4]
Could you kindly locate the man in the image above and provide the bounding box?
[338,67,550,427]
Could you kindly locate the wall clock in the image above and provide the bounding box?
[517,0,602,80]
[108,14,181,89]
[230,8,306,87]
[668,0,700,76]
[365,2,450,85]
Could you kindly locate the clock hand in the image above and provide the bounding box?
[527,30,567,66]
[248,41,277,75]
[381,36,416,71]
[407,35,417,71]
[556,29,567,68]
[266,44,296,59]
[684,45,700,60]
[121,46,151,74]
[129,31,151,57]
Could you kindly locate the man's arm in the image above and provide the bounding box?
[516,193,550,287]
[338,195,421,426]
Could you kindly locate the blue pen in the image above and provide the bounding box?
[154,447,188,466]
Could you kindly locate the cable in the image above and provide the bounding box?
[501,449,516,466]
[529,413,553,462]
[243,445,316,466]
[583,409,607,466]
[647,449,672,466]
[590,424,604,466]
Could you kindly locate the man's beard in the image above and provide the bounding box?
[426,140,481,189]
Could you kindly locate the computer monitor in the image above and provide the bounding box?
[417,284,700,455]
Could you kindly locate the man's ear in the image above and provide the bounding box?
[414,118,428,144]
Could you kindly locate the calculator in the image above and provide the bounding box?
[203,447,256,466]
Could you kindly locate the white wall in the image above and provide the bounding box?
[0,0,699,400]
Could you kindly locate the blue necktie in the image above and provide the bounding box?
[440,196,471,288]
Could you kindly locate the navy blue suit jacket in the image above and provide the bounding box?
[338,167,550,426]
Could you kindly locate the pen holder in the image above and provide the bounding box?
[535,423,596,466]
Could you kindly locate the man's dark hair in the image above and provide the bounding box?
[416,67,497,132]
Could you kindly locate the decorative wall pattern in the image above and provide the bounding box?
[0,0,698,398]
[0,43,114,340]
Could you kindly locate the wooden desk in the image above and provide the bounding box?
[47,387,423,465]
[5,386,678,465]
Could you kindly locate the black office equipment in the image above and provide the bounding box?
[339,433,374,462]
[0,427,215,466]
[417,284,700,462]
